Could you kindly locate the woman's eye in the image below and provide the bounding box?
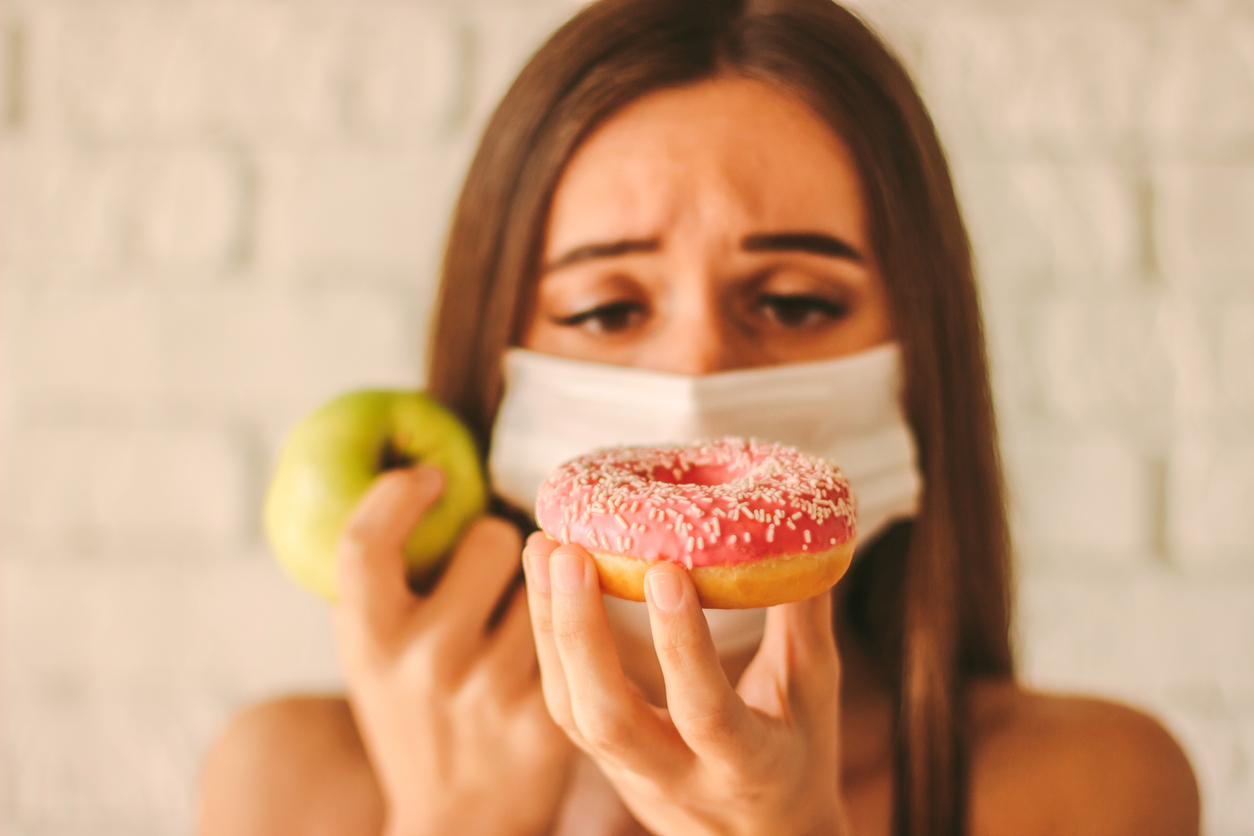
[758,294,848,329]
[552,301,647,335]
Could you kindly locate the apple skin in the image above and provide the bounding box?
[264,389,487,601]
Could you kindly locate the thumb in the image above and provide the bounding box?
[336,464,445,641]
[739,590,840,720]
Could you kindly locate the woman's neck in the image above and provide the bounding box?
[833,593,896,783]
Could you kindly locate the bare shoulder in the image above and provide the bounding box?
[197,695,383,836]
[966,679,1199,836]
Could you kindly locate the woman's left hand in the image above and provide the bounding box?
[522,532,852,836]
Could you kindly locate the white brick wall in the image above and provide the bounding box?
[956,161,1145,288]
[2,1,1251,834]
[1157,165,1254,287]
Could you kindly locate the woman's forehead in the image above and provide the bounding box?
[544,76,868,258]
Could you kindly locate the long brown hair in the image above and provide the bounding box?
[427,1,1014,833]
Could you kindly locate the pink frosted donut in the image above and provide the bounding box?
[535,437,857,608]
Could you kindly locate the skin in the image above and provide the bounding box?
[198,77,1200,836]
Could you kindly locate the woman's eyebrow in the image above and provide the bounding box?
[543,238,660,273]
[741,232,863,262]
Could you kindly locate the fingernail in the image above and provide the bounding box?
[527,552,551,594]
[412,464,445,492]
[551,550,585,592]
[647,571,683,613]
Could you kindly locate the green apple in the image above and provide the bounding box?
[264,389,487,601]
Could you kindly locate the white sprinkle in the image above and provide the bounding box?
[616,536,624,551]
[666,523,673,531]
[791,511,803,520]
[727,535,737,546]
[561,525,569,544]
[743,532,751,543]
[625,536,633,550]
[686,537,695,552]
[697,537,704,549]
[630,502,639,513]
[830,538,837,545]
[615,514,628,530]
[683,553,693,569]
[767,525,775,543]
[804,529,812,543]
[786,520,796,530]
[802,544,809,551]
[711,518,720,537]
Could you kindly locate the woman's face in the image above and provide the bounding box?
[522,75,893,373]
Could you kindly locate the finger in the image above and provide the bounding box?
[548,544,682,772]
[481,586,539,700]
[525,529,558,555]
[644,563,758,759]
[522,537,574,735]
[336,465,445,642]
[739,590,840,723]
[431,516,523,634]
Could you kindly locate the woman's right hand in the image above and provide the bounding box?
[332,465,574,836]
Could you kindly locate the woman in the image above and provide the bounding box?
[199,1,1199,834]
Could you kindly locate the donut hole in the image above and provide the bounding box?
[649,463,746,487]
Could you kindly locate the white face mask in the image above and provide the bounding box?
[488,342,922,655]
